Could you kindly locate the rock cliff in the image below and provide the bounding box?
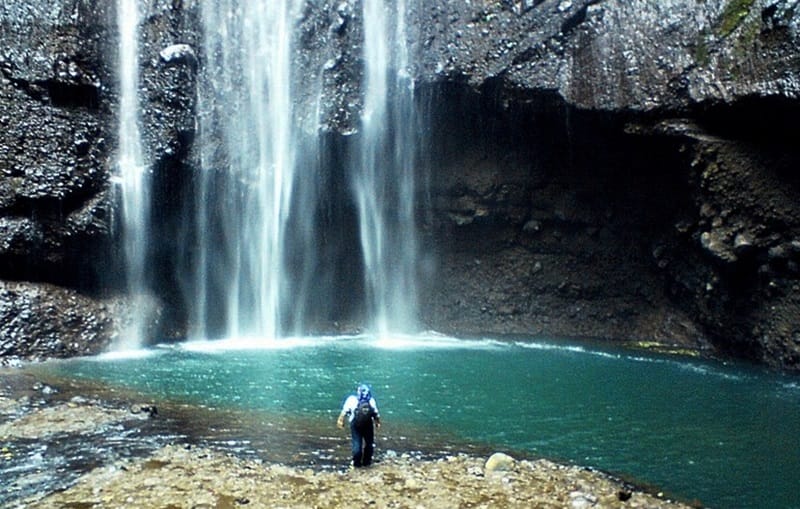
[409,0,800,370]
[1,0,798,371]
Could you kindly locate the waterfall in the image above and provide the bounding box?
[193,1,302,340]
[114,0,150,350]
[355,0,421,337]
[172,0,423,341]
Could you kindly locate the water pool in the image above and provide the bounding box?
[31,335,800,508]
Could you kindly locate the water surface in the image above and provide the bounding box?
[32,336,800,508]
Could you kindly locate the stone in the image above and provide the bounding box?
[523,220,541,233]
[484,452,516,473]
[769,244,788,262]
[700,231,737,264]
[159,44,197,67]
[733,233,755,255]
[569,491,598,508]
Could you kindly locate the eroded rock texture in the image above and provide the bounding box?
[1,0,799,370]
[408,0,800,370]
[0,1,198,358]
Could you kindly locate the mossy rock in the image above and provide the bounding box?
[717,0,756,37]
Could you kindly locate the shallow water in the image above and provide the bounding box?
[25,335,800,508]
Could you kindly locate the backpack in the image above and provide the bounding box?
[352,398,374,428]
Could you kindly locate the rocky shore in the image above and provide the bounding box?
[28,445,694,509]
[1,373,697,509]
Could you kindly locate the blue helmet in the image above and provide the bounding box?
[357,384,371,400]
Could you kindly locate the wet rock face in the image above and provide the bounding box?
[0,1,199,356]
[295,1,365,134]
[139,1,200,162]
[0,281,121,359]
[409,0,800,110]
[0,2,115,289]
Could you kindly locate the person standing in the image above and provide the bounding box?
[337,383,381,467]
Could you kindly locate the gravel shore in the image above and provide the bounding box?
[27,443,694,508]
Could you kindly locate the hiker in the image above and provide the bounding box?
[337,383,381,467]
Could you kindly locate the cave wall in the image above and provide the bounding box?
[417,81,800,370]
[1,0,799,370]
[418,85,709,349]
[407,0,800,370]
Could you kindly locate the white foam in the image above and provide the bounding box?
[512,340,749,382]
[513,341,619,358]
[675,361,746,382]
[782,381,799,390]
[362,332,503,351]
[92,348,161,361]
[174,333,503,353]
[178,335,339,353]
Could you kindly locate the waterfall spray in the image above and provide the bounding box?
[355,0,421,337]
[114,0,151,350]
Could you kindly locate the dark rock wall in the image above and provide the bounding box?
[0,0,200,357]
[1,0,799,371]
[0,2,115,290]
[662,108,800,369]
[0,2,120,358]
[411,0,800,110]
[398,0,800,371]
[418,86,710,351]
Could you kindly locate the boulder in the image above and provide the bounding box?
[485,452,516,473]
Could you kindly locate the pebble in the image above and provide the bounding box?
[159,44,196,66]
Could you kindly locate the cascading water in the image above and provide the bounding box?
[354,0,422,337]
[185,0,423,341]
[114,0,150,350]
[192,1,303,340]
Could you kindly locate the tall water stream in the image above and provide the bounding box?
[152,0,424,342]
[192,0,301,340]
[114,0,150,350]
[355,0,421,337]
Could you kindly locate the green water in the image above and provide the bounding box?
[37,336,800,508]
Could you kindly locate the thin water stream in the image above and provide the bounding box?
[114,0,150,350]
[18,336,800,509]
